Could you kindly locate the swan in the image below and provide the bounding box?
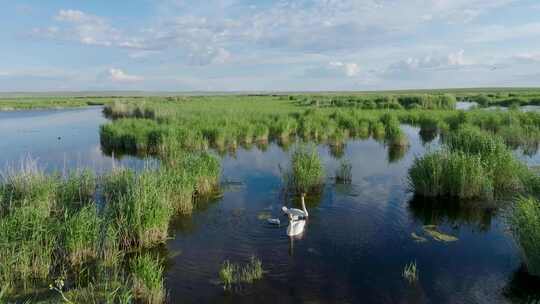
[281,193,309,220]
[286,217,306,237]
[282,193,309,237]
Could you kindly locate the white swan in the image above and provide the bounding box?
[286,217,306,237]
[282,193,309,237]
[281,193,309,220]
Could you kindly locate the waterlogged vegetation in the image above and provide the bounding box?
[402,261,419,284]
[3,91,540,302]
[219,256,264,291]
[0,152,219,301]
[284,145,325,194]
[0,97,108,110]
[511,197,540,277]
[409,125,538,200]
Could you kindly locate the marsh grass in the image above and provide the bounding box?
[410,125,536,199]
[402,261,419,284]
[511,197,540,277]
[335,159,352,184]
[381,114,409,147]
[219,256,263,291]
[409,150,492,199]
[104,169,173,249]
[131,254,165,304]
[285,145,324,194]
[63,204,101,265]
[57,169,95,209]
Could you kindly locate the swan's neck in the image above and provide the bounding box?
[301,195,308,217]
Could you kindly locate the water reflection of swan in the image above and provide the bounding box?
[282,193,309,237]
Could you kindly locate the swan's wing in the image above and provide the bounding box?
[288,208,306,217]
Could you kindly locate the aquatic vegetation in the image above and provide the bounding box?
[131,254,166,304]
[49,277,74,304]
[219,256,263,290]
[410,125,536,199]
[0,97,107,110]
[411,232,427,243]
[63,204,101,265]
[409,150,491,199]
[57,169,96,208]
[104,169,173,248]
[422,225,459,242]
[0,205,58,288]
[370,121,386,140]
[402,261,419,284]
[286,145,325,194]
[335,159,352,184]
[510,197,540,277]
[381,114,409,147]
[257,211,272,220]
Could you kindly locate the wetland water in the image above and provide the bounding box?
[2,107,539,303]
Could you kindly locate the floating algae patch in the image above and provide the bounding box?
[411,232,428,243]
[169,249,183,259]
[423,225,459,242]
[221,180,246,192]
[257,211,272,220]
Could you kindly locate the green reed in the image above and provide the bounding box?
[131,253,165,304]
[286,145,325,194]
[335,159,352,184]
[511,197,540,277]
[219,256,263,291]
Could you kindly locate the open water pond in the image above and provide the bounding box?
[1,107,539,303]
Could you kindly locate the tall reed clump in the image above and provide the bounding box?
[100,119,165,155]
[408,150,492,199]
[446,125,532,195]
[63,204,101,265]
[510,197,540,277]
[131,254,166,304]
[57,169,96,209]
[103,169,173,249]
[381,114,409,147]
[410,125,535,199]
[335,159,352,184]
[0,160,59,290]
[219,256,263,290]
[285,145,324,194]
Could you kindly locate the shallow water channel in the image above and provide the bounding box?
[2,107,540,303]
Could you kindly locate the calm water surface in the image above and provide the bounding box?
[1,108,539,303]
[0,107,149,172]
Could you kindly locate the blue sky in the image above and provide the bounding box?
[1,0,540,91]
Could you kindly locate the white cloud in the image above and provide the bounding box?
[513,53,540,63]
[32,1,516,62]
[107,68,143,82]
[387,50,467,72]
[55,9,94,23]
[329,61,360,77]
[467,22,540,43]
[32,9,146,49]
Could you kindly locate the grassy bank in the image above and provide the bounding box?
[0,97,111,111]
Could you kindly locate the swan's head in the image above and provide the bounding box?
[281,206,288,213]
